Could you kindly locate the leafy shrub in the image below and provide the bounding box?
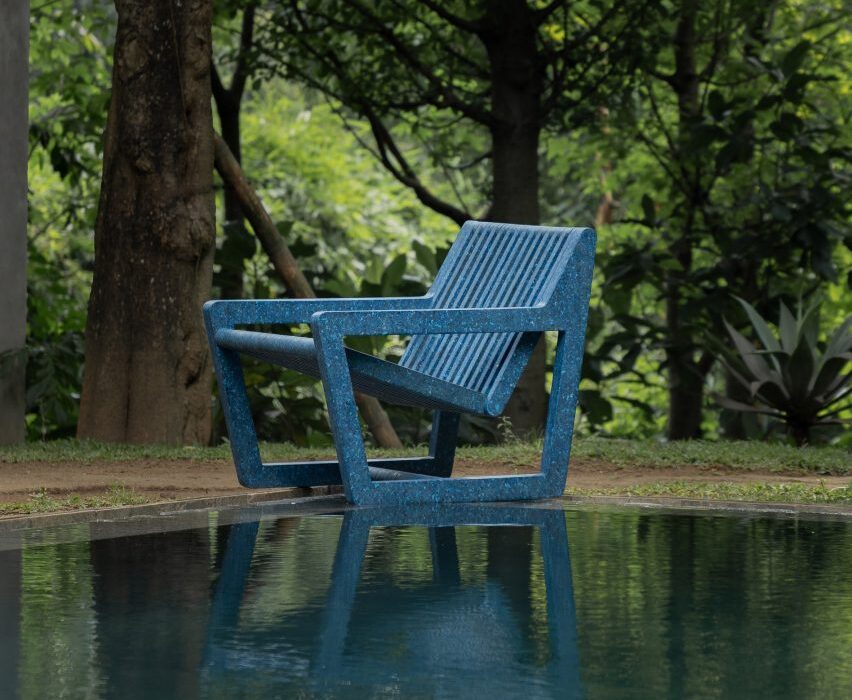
[717,298,850,445]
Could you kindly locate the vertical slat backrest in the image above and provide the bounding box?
[400,222,583,399]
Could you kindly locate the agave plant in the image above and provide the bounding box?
[716,298,851,446]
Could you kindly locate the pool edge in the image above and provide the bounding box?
[0,490,849,532]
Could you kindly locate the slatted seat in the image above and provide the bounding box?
[204,221,596,505]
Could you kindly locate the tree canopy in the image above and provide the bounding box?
[22,0,851,446]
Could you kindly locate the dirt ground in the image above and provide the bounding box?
[1,456,847,504]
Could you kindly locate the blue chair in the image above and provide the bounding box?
[204,221,596,504]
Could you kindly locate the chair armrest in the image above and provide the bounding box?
[203,296,433,329]
[309,305,560,338]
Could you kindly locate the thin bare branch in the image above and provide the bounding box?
[339,0,493,125]
[361,106,471,225]
[210,60,230,110]
[534,0,564,25]
[230,3,257,99]
[418,0,483,35]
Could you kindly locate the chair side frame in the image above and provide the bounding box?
[204,228,595,504]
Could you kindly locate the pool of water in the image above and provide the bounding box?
[0,502,850,699]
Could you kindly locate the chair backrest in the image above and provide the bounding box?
[400,221,592,408]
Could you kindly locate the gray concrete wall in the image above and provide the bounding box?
[0,0,29,443]
[0,546,21,698]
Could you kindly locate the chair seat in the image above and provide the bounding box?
[215,329,491,415]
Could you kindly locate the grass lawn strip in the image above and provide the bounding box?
[0,484,148,516]
[567,480,852,505]
[2,437,849,475]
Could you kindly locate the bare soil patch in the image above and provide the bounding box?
[1,455,847,510]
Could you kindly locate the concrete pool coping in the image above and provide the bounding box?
[0,488,849,548]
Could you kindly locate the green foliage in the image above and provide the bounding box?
[717,298,851,445]
[22,0,851,446]
[584,0,851,438]
[212,85,458,444]
[25,1,114,440]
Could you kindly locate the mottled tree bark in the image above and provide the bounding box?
[77,0,215,444]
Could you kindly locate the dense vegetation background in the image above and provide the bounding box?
[25,0,850,446]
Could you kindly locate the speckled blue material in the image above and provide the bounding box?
[203,221,596,505]
[205,504,579,687]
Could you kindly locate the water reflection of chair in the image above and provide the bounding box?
[204,505,582,698]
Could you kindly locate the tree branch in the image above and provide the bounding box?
[276,4,477,225]
[418,0,483,35]
[230,2,256,100]
[339,0,493,125]
[360,106,471,225]
[541,0,642,118]
[212,131,403,448]
[534,0,564,25]
[387,0,489,78]
[449,150,492,171]
[210,60,231,112]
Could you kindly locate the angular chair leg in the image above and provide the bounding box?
[314,330,374,502]
[540,511,581,687]
[209,343,266,486]
[340,331,583,504]
[211,325,461,491]
[315,511,462,673]
[208,522,259,630]
[363,410,459,480]
[210,341,342,488]
[427,411,460,477]
[540,328,586,498]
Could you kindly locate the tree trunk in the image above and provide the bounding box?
[77,0,215,445]
[482,0,547,435]
[665,339,704,440]
[211,6,255,301]
[665,0,705,440]
[720,368,751,439]
[214,93,252,300]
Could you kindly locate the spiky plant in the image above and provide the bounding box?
[716,298,851,446]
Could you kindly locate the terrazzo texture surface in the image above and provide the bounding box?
[204,221,596,504]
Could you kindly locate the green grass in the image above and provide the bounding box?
[458,438,852,474]
[0,484,149,517]
[573,438,851,474]
[2,437,847,475]
[568,480,852,505]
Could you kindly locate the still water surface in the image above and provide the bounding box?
[0,504,850,699]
